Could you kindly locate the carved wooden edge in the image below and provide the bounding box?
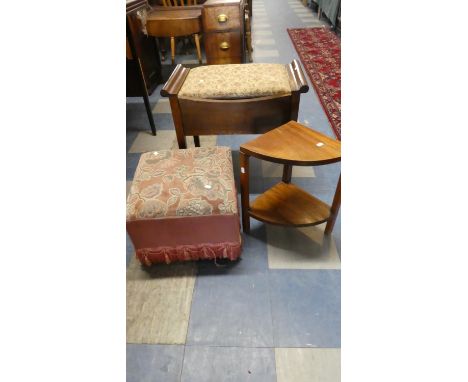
[286,59,309,94]
[160,65,191,97]
[126,0,149,15]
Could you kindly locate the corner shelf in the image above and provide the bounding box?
[249,182,331,227]
[239,120,341,234]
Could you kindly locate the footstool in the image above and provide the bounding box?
[126,146,241,265]
[160,60,309,149]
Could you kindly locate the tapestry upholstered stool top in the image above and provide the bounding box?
[178,63,292,99]
[126,146,241,265]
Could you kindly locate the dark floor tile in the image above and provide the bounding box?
[152,113,176,131]
[269,269,341,347]
[126,344,184,382]
[181,346,276,382]
[126,153,141,181]
[187,272,274,347]
[197,224,269,276]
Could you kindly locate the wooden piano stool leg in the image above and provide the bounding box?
[239,151,251,233]
[168,96,187,149]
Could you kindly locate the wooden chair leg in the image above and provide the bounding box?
[239,151,251,233]
[325,174,341,235]
[194,34,202,64]
[170,36,175,65]
[194,136,200,147]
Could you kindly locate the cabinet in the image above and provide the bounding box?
[126,0,163,96]
[202,0,246,64]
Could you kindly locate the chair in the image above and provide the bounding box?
[146,1,203,65]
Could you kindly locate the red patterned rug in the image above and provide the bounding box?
[287,27,341,139]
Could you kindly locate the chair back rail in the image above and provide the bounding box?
[162,0,198,6]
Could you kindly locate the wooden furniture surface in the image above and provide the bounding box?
[202,0,246,64]
[127,0,161,135]
[241,120,342,166]
[146,7,202,36]
[126,0,162,97]
[249,182,331,227]
[146,5,203,64]
[239,121,341,234]
[160,60,309,149]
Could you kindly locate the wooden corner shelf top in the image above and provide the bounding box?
[240,120,341,166]
[249,182,331,227]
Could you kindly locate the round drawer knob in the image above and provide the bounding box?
[217,14,228,23]
[219,42,230,50]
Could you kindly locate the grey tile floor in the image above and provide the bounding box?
[126,0,340,380]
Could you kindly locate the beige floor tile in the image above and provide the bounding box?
[179,58,201,65]
[299,16,317,21]
[253,38,276,46]
[261,161,315,178]
[253,23,272,29]
[152,98,172,114]
[254,30,273,36]
[126,257,196,344]
[129,131,217,153]
[129,130,175,153]
[253,49,280,58]
[267,224,340,270]
[175,135,217,149]
[275,348,340,382]
[253,18,269,25]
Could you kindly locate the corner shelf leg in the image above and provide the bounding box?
[325,174,341,235]
[282,165,292,183]
[240,151,251,233]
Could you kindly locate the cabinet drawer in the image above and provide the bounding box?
[203,5,240,32]
[204,32,242,63]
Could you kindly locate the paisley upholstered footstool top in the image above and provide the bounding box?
[126,147,241,265]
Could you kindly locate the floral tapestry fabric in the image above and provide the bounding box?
[126,147,238,221]
[178,63,291,99]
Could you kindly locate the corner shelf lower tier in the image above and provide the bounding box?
[249,182,331,227]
